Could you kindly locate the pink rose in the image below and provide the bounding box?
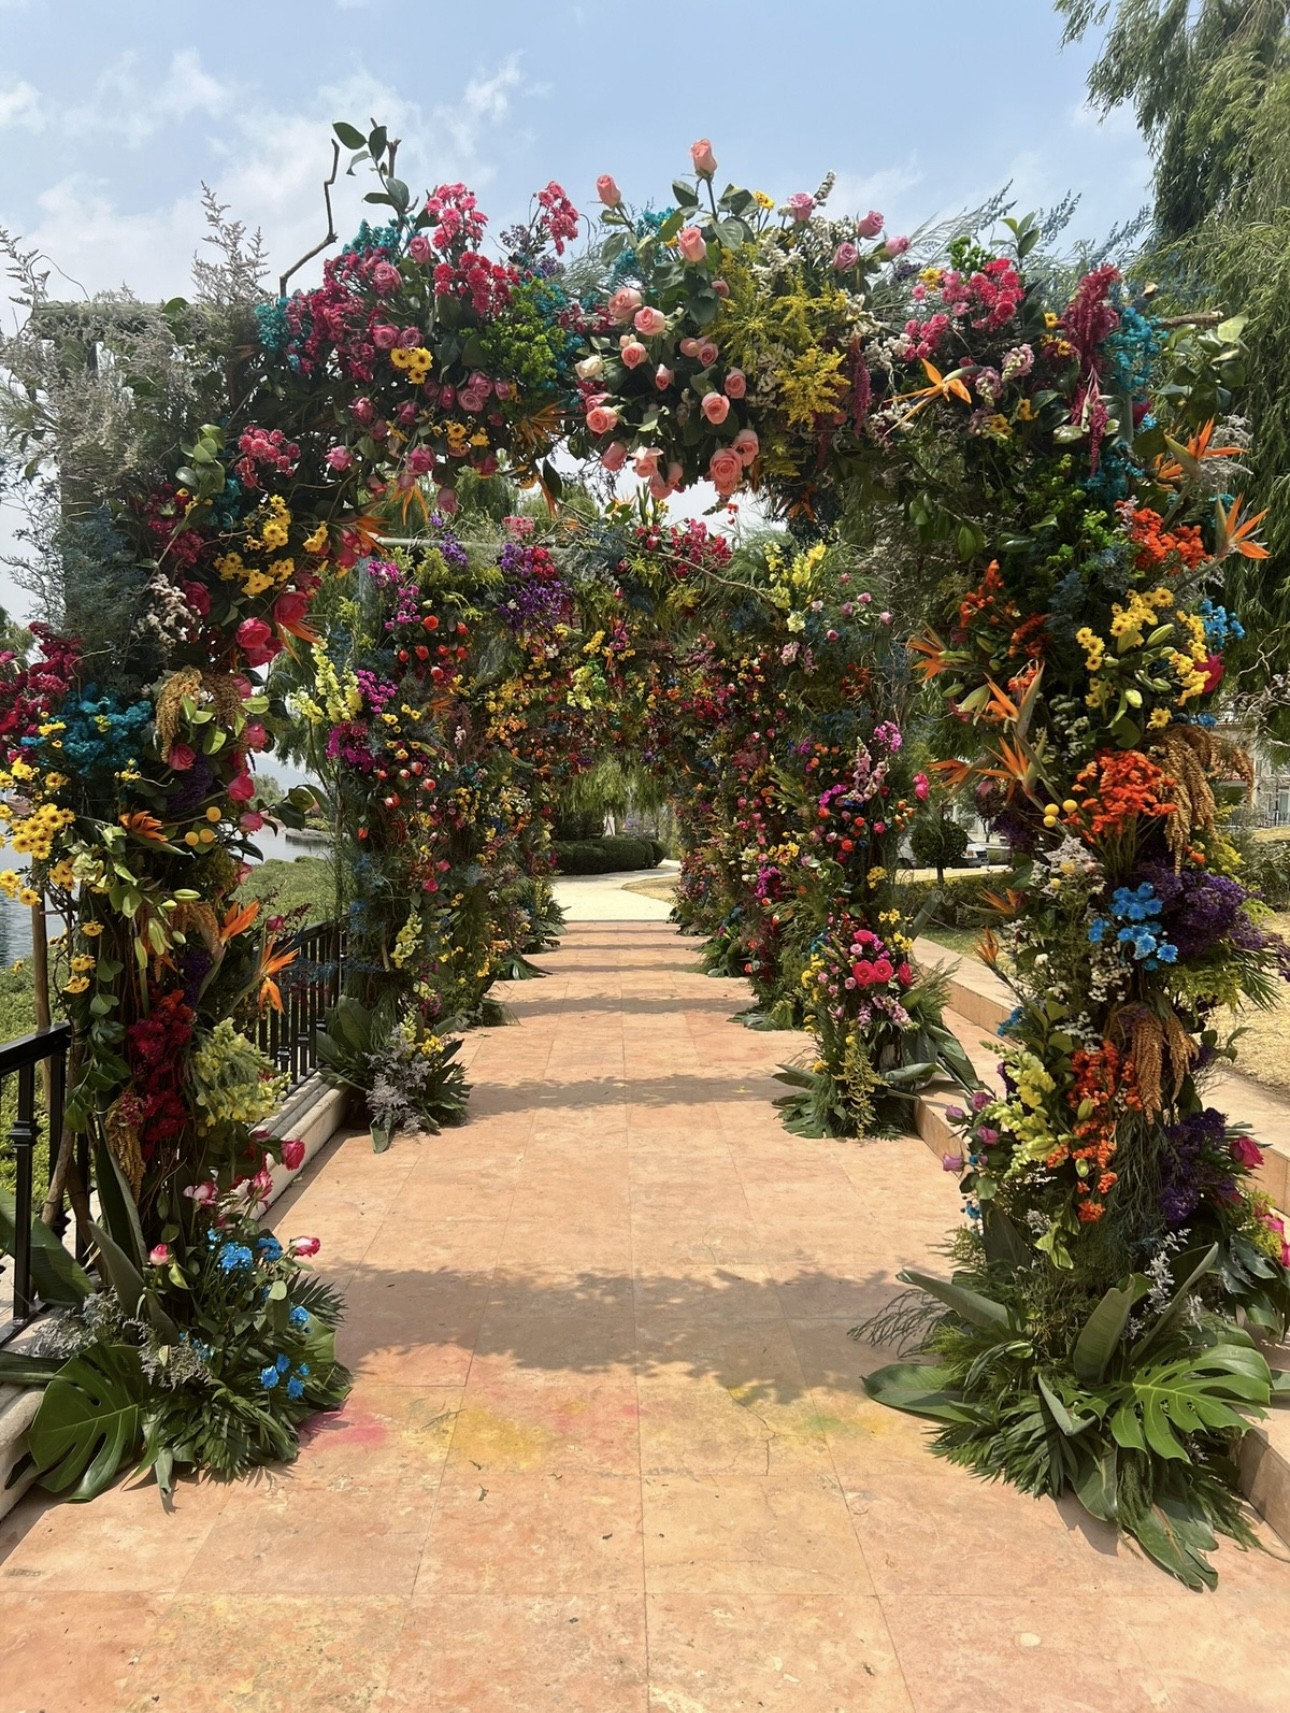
[724,369,747,399]
[620,339,648,370]
[667,462,683,491]
[371,322,399,350]
[634,305,668,336]
[148,1244,172,1266]
[677,226,708,264]
[712,277,729,298]
[168,743,196,772]
[436,486,459,516]
[243,720,267,752]
[586,404,619,436]
[872,958,894,983]
[608,286,643,323]
[634,448,662,479]
[184,1179,218,1207]
[788,192,814,223]
[885,235,910,257]
[833,242,859,271]
[596,174,622,206]
[690,138,717,178]
[281,1138,306,1170]
[228,770,256,804]
[408,234,432,264]
[654,364,674,391]
[857,210,884,238]
[182,580,211,616]
[649,474,669,500]
[371,260,402,294]
[732,428,760,466]
[239,811,265,833]
[897,962,913,986]
[679,337,702,358]
[290,1235,321,1257]
[601,440,628,472]
[914,772,930,802]
[236,617,278,667]
[697,341,719,367]
[708,446,743,495]
[701,392,731,425]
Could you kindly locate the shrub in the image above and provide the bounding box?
[895,869,1018,930]
[552,837,663,875]
[909,814,970,874]
[553,808,604,842]
[1245,839,1290,909]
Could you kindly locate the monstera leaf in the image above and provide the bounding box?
[26,1342,147,1502]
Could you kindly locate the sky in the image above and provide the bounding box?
[0,0,1151,619]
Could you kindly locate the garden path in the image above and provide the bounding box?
[1,919,1288,1712]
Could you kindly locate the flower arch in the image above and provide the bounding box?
[0,120,1284,1583]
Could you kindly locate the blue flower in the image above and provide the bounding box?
[288,1305,309,1329]
[1088,918,1107,944]
[297,1363,310,1378]
[275,1353,290,1374]
[1157,942,1179,964]
[260,1365,280,1390]
[217,1242,254,1272]
[286,1376,306,1400]
[256,1236,284,1263]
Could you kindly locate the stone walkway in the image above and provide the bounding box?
[2,920,1288,1712]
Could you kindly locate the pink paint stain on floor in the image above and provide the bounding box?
[1,919,1288,1712]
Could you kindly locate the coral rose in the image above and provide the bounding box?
[634,306,667,336]
[677,226,708,264]
[701,392,731,425]
[690,139,717,177]
[620,339,648,369]
[596,174,622,206]
[601,440,628,472]
[586,404,619,435]
[708,446,743,495]
[724,369,747,399]
[732,428,760,466]
[608,286,643,322]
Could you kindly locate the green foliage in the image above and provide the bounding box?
[26,1342,148,1502]
[909,815,970,874]
[235,856,335,925]
[552,836,664,875]
[863,1241,1281,1587]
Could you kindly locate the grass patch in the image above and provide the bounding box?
[919,925,982,958]
[236,856,337,925]
[622,876,677,903]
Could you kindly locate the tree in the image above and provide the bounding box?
[1059,0,1290,732]
[910,812,969,884]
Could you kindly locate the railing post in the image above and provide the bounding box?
[9,1060,37,1325]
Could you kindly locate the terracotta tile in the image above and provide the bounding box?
[0,1591,168,1712]
[419,1470,643,1594]
[374,1592,648,1711]
[645,1593,914,1712]
[180,1486,430,1596]
[642,1471,873,1595]
[282,1384,462,1492]
[883,1595,1167,1713]
[636,1375,832,1478]
[0,1476,228,1592]
[445,1374,640,1477]
[131,1593,406,1712]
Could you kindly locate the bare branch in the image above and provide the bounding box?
[278,139,341,299]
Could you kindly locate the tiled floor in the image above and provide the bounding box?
[2,920,1288,1712]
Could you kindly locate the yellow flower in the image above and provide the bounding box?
[17,887,40,907]
[753,191,776,210]
[70,954,96,973]
[303,522,329,555]
[81,921,104,937]
[1044,312,1060,329]
[62,975,90,995]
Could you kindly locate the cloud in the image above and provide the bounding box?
[0,79,43,131]
[66,49,237,146]
[16,57,535,301]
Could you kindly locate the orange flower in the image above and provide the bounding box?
[1214,494,1270,561]
[220,900,261,941]
[119,811,169,842]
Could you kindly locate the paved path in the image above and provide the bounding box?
[2,921,1287,1712]
[552,865,676,921]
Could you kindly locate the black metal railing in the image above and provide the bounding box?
[0,920,346,1348]
[255,917,345,1092]
[0,1021,75,1347]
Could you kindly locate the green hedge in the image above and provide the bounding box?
[553,836,665,875]
[895,868,1019,929]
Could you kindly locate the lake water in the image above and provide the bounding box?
[1,827,329,966]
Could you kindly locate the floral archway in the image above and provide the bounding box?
[0,121,1284,1586]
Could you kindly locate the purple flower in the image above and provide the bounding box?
[942,1153,964,1174]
